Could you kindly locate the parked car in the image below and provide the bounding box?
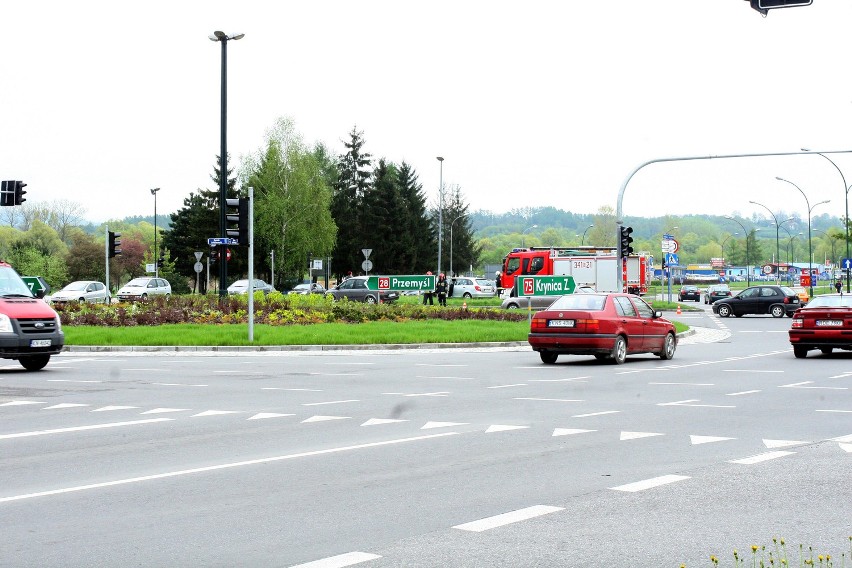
[288,283,326,295]
[116,277,171,302]
[49,281,110,304]
[712,285,800,318]
[501,287,559,310]
[678,285,701,302]
[528,293,676,365]
[790,286,809,304]
[327,276,399,304]
[227,279,275,295]
[788,293,852,358]
[704,284,732,304]
[450,277,495,298]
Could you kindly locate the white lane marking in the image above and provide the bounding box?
[123,368,162,371]
[310,373,363,377]
[0,401,45,407]
[840,443,852,453]
[817,409,852,414]
[382,392,450,398]
[289,551,382,568]
[690,435,735,445]
[763,439,807,449]
[487,384,528,389]
[649,382,714,386]
[416,363,466,367]
[191,410,242,417]
[829,372,852,379]
[91,406,139,412]
[485,424,529,433]
[780,381,847,390]
[42,403,89,410]
[726,390,762,396]
[572,411,620,418]
[361,418,407,426]
[247,413,295,420]
[529,377,589,383]
[0,432,459,504]
[723,370,784,373]
[452,505,563,532]
[151,383,208,387]
[728,451,795,465]
[830,434,852,442]
[301,416,350,423]
[324,362,375,366]
[140,408,189,414]
[421,421,468,429]
[610,474,690,492]
[302,400,360,407]
[417,375,476,380]
[47,379,103,383]
[553,428,596,437]
[514,398,583,403]
[620,431,663,441]
[658,400,735,408]
[0,418,173,440]
[262,388,323,392]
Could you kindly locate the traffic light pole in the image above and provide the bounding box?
[247,187,254,342]
[105,227,110,296]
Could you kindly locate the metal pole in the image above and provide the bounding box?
[248,187,254,342]
[218,38,228,298]
[437,157,444,275]
[805,152,851,293]
[749,201,779,283]
[105,226,110,298]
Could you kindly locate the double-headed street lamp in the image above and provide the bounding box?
[150,187,160,278]
[449,213,467,277]
[578,224,594,246]
[209,30,244,297]
[725,216,758,286]
[775,177,830,297]
[749,200,784,282]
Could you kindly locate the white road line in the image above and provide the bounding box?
[191,410,242,417]
[649,382,715,386]
[302,400,360,406]
[151,383,208,387]
[91,406,139,412]
[0,418,173,440]
[514,398,583,403]
[780,381,847,390]
[324,362,376,366]
[0,432,459,504]
[140,408,189,414]
[658,400,735,409]
[728,451,795,465]
[610,474,690,492]
[487,384,527,389]
[572,411,620,418]
[262,388,323,392]
[529,377,589,383]
[42,403,89,410]
[417,375,476,380]
[452,505,563,532]
[817,409,852,414]
[310,373,363,377]
[288,551,381,568]
[485,424,529,433]
[47,379,103,383]
[0,401,44,407]
[723,370,783,373]
[726,390,762,396]
[552,428,596,437]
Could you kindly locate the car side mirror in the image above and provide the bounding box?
[654,310,663,318]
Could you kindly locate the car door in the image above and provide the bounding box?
[732,286,759,315]
[631,296,668,351]
[614,296,646,351]
[758,286,781,314]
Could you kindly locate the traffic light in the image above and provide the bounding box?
[108,231,121,258]
[157,257,165,268]
[619,226,634,258]
[0,181,13,206]
[747,0,812,15]
[225,197,249,245]
[14,181,26,205]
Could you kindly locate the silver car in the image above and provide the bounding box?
[227,279,275,295]
[117,277,171,302]
[328,276,399,304]
[49,281,110,304]
[450,277,496,298]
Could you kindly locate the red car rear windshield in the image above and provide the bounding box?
[548,294,606,311]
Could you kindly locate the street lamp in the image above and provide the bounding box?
[150,188,160,278]
[209,30,245,298]
[776,177,830,297]
[725,216,758,286]
[749,200,783,283]
[802,150,851,292]
[449,212,467,277]
[521,224,538,248]
[813,228,839,276]
[580,224,594,246]
[720,232,739,256]
[436,156,444,275]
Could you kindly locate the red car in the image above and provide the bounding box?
[788,293,852,358]
[528,293,677,364]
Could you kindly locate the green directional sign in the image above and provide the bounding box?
[517,275,576,296]
[21,276,50,296]
[366,275,436,292]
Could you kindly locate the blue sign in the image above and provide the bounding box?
[842,258,852,270]
[665,253,679,266]
[207,237,239,246]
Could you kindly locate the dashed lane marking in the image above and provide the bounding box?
[723,370,783,373]
[0,418,174,440]
[620,431,664,441]
[553,428,596,437]
[610,474,690,492]
[191,410,242,417]
[288,552,382,568]
[92,406,139,412]
[42,403,89,410]
[302,400,360,406]
[301,416,350,423]
[248,413,295,420]
[572,410,620,418]
[514,398,583,403]
[485,424,529,433]
[690,435,735,445]
[728,451,795,465]
[817,409,852,414]
[658,399,735,409]
[140,408,190,414]
[487,384,527,389]
[452,505,564,532]
[47,379,102,383]
[152,383,208,387]
[780,381,847,390]
[726,390,761,396]
[421,421,469,429]
[649,382,714,386]
[361,418,407,426]
[763,439,807,448]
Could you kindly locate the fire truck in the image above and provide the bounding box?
[498,246,651,295]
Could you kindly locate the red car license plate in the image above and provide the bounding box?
[548,320,575,328]
[816,320,843,327]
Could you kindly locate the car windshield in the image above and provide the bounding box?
[803,295,852,308]
[779,286,797,295]
[0,266,35,297]
[293,284,309,291]
[548,294,606,311]
[62,282,89,291]
[124,279,149,288]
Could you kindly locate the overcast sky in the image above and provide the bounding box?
[3,1,852,226]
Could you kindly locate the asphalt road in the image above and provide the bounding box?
[1,307,850,567]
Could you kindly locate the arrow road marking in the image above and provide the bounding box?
[289,552,382,568]
[780,381,847,390]
[728,451,795,465]
[690,435,735,445]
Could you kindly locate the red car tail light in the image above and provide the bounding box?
[531,318,547,331]
[474,285,481,291]
[791,317,803,328]
[577,318,600,332]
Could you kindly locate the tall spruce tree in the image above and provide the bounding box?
[331,127,372,279]
[397,162,435,273]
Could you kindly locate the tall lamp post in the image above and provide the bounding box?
[449,212,467,277]
[775,176,829,298]
[521,224,538,248]
[725,216,757,286]
[749,200,783,283]
[436,156,444,275]
[579,224,594,246]
[813,229,839,277]
[209,30,244,298]
[150,188,160,278]
[802,150,851,292]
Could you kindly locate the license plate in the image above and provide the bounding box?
[816,320,843,327]
[548,320,575,328]
[30,339,52,347]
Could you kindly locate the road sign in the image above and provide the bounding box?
[366,275,435,291]
[517,275,576,297]
[21,276,48,295]
[194,251,203,261]
[665,253,679,267]
[842,258,852,270]
[208,237,238,246]
[661,239,680,254]
[362,248,372,259]
[194,262,204,273]
[800,274,811,287]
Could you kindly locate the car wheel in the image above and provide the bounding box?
[365,295,377,304]
[463,292,472,299]
[141,293,148,301]
[793,346,808,359]
[506,303,520,309]
[19,355,50,372]
[539,352,558,364]
[78,297,86,303]
[659,333,676,360]
[770,305,785,318]
[611,336,627,365]
[820,347,833,355]
[717,304,731,318]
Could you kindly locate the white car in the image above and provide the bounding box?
[450,277,496,298]
[49,281,110,304]
[117,277,171,302]
[227,279,275,295]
